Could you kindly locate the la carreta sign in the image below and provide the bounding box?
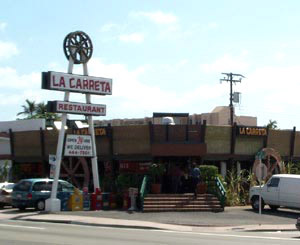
[42,71,112,95]
[236,126,268,136]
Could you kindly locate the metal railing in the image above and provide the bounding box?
[139,175,149,211]
[214,177,226,208]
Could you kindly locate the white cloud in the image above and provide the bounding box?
[100,23,119,32]
[274,52,286,61]
[0,22,7,31]
[0,41,19,60]
[200,54,249,73]
[0,67,40,89]
[119,33,145,43]
[237,65,300,128]
[132,11,178,25]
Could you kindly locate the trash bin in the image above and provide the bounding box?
[102,192,110,210]
[82,187,90,211]
[68,188,83,211]
[91,188,102,210]
[58,192,71,211]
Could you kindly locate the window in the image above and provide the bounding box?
[32,181,52,191]
[268,177,280,187]
[14,181,31,192]
[60,181,74,192]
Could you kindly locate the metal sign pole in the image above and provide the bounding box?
[46,58,74,212]
[83,63,100,190]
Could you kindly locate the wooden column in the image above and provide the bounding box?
[200,120,206,143]
[290,126,296,161]
[231,123,237,155]
[39,127,46,177]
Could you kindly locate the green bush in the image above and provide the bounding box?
[199,165,218,181]
[116,173,140,191]
[148,163,165,183]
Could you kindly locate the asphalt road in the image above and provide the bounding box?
[0,220,299,245]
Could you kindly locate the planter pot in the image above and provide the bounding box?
[197,183,207,194]
[151,183,161,194]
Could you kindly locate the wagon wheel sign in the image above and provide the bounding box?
[60,157,90,188]
[252,148,283,181]
[63,31,93,64]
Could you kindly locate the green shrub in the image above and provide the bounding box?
[148,163,165,183]
[199,165,218,181]
[116,173,140,191]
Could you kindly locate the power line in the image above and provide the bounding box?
[220,73,245,125]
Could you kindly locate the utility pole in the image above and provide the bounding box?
[220,73,245,126]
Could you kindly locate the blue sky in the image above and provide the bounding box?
[1,0,300,129]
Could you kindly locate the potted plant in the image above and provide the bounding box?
[149,163,165,194]
[198,165,218,194]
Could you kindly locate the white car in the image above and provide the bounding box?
[250,174,300,211]
[0,182,15,208]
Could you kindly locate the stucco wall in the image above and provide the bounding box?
[235,136,264,155]
[267,129,291,157]
[14,131,41,157]
[206,126,231,154]
[113,125,150,155]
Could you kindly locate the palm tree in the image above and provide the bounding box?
[34,102,61,120]
[266,119,278,129]
[17,99,37,119]
[17,100,61,121]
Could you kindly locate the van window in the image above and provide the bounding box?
[14,181,31,192]
[60,182,74,192]
[32,181,52,191]
[268,177,280,187]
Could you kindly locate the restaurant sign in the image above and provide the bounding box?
[42,71,112,95]
[236,126,267,136]
[64,134,93,157]
[47,101,106,116]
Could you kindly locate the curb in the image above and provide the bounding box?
[18,218,167,230]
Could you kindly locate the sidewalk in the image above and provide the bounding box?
[1,206,297,233]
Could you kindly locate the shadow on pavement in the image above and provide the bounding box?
[245,207,300,220]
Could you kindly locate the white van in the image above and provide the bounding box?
[249,174,300,211]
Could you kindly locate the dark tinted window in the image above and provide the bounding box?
[13,181,31,192]
[268,177,280,187]
[60,182,74,192]
[32,181,52,191]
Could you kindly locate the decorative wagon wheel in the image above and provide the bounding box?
[252,148,283,181]
[60,157,90,189]
[63,31,93,64]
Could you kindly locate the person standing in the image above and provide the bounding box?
[190,162,200,198]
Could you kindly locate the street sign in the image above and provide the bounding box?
[255,162,268,182]
[64,134,94,157]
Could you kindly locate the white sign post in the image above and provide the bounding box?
[45,31,112,212]
[255,161,267,215]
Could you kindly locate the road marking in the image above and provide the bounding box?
[0,223,45,230]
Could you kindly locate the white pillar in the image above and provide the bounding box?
[83,63,100,191]
[236,161,241,176]
[221,161,227,178]
[46,58,74,212]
